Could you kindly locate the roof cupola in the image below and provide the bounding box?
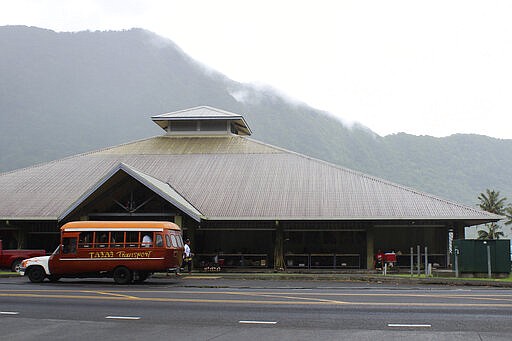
[151,106,252,136]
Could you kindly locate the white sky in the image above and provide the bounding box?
[2,0,512,139]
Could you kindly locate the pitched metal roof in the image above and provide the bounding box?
[0,133,501,225]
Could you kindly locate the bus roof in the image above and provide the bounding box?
[60,221,181,232]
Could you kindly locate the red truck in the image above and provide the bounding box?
[0,240,46,272]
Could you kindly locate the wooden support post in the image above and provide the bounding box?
[273,220,285,271]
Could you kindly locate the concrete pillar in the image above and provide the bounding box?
[453,223,465,240]
[366,227,374,269]
[185,220,196,270]
[174,215,183,228]
[456,224,465,240]
[15,227,28,249]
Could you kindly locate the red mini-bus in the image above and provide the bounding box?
[19,221,184,284]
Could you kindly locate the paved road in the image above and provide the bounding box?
[1,276,511,340]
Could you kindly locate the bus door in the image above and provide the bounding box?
[50,232,79,274]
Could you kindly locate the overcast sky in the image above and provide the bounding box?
[2,0,512,139]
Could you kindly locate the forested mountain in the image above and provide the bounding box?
[1,25,512,206]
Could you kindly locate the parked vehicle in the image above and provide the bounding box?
[0,240,46,272]
[19,221,184,284]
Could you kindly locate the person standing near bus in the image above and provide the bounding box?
[183,239,193,273]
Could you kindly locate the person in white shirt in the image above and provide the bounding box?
[142,234,152,247]
[183,239,193,273]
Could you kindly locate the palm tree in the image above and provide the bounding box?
[477,189,507,240]
[478,189,507,215]
[477,223,505,240]
[504,205,512,226]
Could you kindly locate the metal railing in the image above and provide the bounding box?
[196,253,268,268]
[197,252,363,269]
[285,253,361,269]
[395,253,447,268]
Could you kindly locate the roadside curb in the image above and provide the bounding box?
[4,272,512,287]
[155,272,512,288]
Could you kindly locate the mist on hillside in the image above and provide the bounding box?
[1,25,512,208]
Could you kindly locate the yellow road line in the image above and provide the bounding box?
[225,291,350,304]
[2,292,512,307]
[104,290,512,299]
[2,289,512,301]
[4,288,511,298]
[81,290,139,300]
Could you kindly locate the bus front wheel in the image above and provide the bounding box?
[113,266,132,285]
[27,266,46,283]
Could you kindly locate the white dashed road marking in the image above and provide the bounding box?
[239,320,277,325]
[105,316,141,320]
[388,323,431,328]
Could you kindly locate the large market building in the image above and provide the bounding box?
[0,106,501,270]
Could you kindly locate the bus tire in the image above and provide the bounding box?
[11,258,23,272]
[27,266,46,283]
[113,266,132,285]
[134,271,150,283]
[48,275,61,282]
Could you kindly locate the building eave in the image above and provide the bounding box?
[200,215,501,224]
[0,217,58,221]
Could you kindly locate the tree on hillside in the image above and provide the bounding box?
[477,189,507,240]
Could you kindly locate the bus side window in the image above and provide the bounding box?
[155,234,163,247]
[111,231,124,247]
[79,232,92,248]
[126,231,138,247]
[95,232,109,248]
[63,237,77,254]
[165,234,171,248]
